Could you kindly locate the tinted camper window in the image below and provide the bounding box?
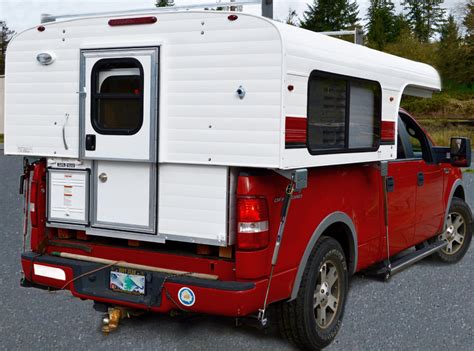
[91,58,144,135]
[307,71,381,154]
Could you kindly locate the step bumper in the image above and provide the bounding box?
[21,252,266,317]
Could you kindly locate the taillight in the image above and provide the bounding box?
[237,198,269,250]
[30,171,39,227]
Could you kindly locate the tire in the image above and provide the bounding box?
[434,197,472,263]
[276,236,348,350]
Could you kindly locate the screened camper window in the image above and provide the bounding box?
[307,71,381,154]
[91,58,144,135]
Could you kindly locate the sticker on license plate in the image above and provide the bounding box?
[110,267,146,295]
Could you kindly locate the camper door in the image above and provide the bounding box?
[80,48,158,161]
[79,47,158,234]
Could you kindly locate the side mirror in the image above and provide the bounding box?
[450,137,471,168]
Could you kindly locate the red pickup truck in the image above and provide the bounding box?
[5,11,472,351]
[19,110,472,349]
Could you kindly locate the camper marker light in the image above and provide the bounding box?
[108,16,157,26]
[228,15,239,21]
[36,52,55,65]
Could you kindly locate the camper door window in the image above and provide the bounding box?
[91,58,144,135]
[307,71,381,154]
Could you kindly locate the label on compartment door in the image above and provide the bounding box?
[63,185,73,207]
[48,170,89,224]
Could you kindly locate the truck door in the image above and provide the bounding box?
[80,48,159,233]
[387,125,418,256]
[399,113,445,245]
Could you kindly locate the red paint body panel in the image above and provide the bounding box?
[387,161,418,256]
[414,161,445,244]
[236,164,383,274]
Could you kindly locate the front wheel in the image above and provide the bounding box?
[434,197,472,263]
[276,236,348,350]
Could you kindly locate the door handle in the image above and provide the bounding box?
[417,172,424,186]
[386,176,395,193]
[85,134,96,151]
[62,113,69,150]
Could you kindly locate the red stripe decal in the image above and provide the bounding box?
[285,117,307,145]
[381,121,396,142]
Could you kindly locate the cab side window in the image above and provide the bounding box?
[398,113,433,162]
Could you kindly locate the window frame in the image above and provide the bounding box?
[306,70,382,155]
[90,57,144,136]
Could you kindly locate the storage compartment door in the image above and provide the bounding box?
[158,164,234,246]
[48,169,89,225]
[92,161,156,233]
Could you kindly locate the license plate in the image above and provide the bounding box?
[110,267,146,295]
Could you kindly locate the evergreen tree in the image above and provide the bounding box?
[402,0,446,42]
[464,0,473,43]
[155,0,174,7]
[461,0,473,86]
[0,21,15,75]
[366,0,397,50]
[437,14,463,84]
[301,0,359,32]
[392,13,412,39]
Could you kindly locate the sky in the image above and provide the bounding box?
[0,0,465,33]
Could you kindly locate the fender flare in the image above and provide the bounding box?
[443,179,465,230]
[289,211,357,301]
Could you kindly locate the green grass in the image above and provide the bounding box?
[419,120,474,146]
[465,169,474,173]
[0,134,3,144]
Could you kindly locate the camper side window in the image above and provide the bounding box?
[307,71,381,154]
[91,58,144,135]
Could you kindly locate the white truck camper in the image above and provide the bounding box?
[4,10,440,247]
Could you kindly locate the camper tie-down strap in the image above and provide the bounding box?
[258,169,308,326]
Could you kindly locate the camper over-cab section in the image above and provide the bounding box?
[4,11,441,169]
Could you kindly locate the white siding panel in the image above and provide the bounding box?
[158,164,229,245]
[5,12,283,167]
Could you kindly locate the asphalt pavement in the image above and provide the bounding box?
[0,152,472,351]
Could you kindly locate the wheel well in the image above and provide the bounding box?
[321,222,356,274]
[453,186,465,201]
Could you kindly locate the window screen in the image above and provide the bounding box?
[307,71,381,154]
[91,58,144,135]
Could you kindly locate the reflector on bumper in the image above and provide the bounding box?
[33,264,66,281]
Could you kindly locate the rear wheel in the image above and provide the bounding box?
[434,198,472,263]
[276,236,348,350]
